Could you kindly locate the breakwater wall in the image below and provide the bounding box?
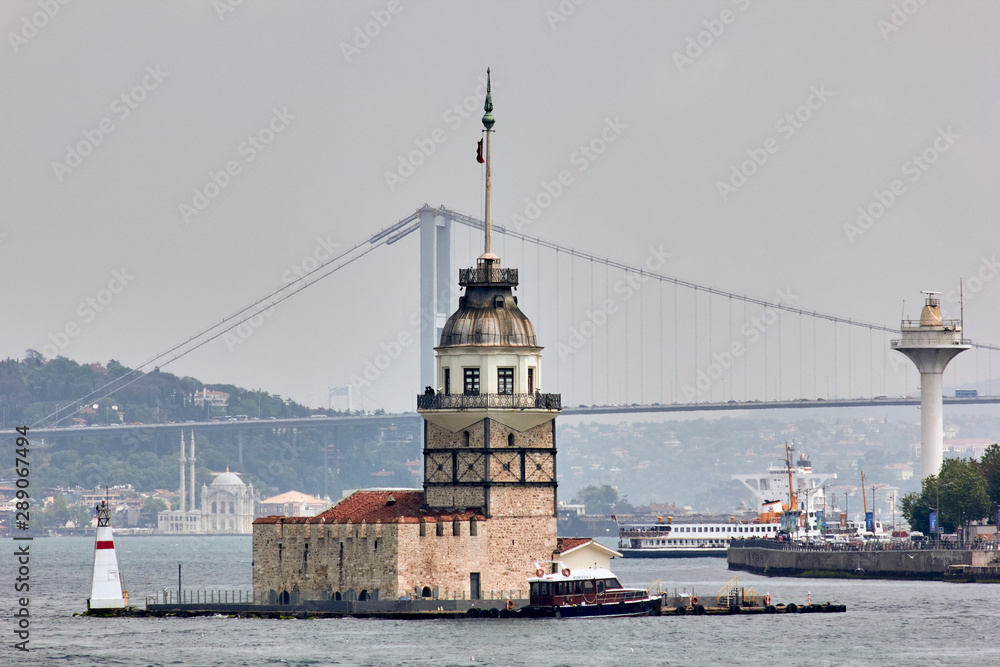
[728,543,1000,580]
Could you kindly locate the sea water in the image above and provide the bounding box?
[2,535,998,666]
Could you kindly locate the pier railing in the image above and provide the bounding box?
[145,587,527,608]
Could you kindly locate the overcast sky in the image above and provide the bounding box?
[2,1,998,413]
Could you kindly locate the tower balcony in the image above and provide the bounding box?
[459,267,518,287]
[417,392,561,411]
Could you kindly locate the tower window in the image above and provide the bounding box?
[444,368,450,394]
[497,368,513,395]
[463,431,470,447]
[464,368,480,395]
[528,367,535,394]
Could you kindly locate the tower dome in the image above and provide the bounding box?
[439,263,537,347]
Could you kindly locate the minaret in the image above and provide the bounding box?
[891,291,971,479]
[189,430,196,512]
[87,499,126,610]
[178,431,186,513]
[417,71,561,592]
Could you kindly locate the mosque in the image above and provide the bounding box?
[251,72,570,603]
[157,431,255,535]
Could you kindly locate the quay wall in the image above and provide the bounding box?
[727,546,1000,580]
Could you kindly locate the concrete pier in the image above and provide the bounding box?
[728,542,1000,580]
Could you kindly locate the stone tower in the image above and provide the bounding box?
[417,69,561,562]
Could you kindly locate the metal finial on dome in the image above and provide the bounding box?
[482,68,495,130]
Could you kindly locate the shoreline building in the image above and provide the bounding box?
[252,71,564,603]
[891,291,970,479]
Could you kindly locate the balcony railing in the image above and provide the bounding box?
[459,267,518,287]
[417,392,561,411]
[899,318,962,330]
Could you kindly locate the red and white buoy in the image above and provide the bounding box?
[87,500,127,610]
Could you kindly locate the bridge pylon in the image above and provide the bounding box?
[419,205,454,391]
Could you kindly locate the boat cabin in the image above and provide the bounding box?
[528,567,648,607]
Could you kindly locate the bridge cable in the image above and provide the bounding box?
[28,211,419,428]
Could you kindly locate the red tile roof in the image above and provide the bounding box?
[554,537,593,554]
[253,489,485,525]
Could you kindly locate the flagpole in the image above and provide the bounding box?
[481,68,495,259]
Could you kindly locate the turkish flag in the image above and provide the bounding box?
[476,139,484,164]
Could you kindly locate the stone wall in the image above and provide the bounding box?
[253,520,400,599]
[253,514,556,600]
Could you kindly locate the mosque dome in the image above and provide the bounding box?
[211,471,245,486]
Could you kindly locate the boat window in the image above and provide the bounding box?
[606,578,621,589]
[596,580,605,594]
[583,580,594,594]
[574,581,584,595]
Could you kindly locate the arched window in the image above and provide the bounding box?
[229,502,235,514]
[419,519,426,537]
[469,517,478,536]
[436,521,444,537]
[453,517,461,536]
[508,433,515,447]
[421,586,432,598]
[279,590,290,605]
[463,431,470,447]
[359,590,370,601]
[211,501,217,514]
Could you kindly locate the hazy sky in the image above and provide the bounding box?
[3,1,999,413]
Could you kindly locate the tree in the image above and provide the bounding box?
[939,458,991,534]
[70,504,94,529]
[140,497,167,526]
[979,444,1000,516]
[571,485,635,515]
[902,460,992,535]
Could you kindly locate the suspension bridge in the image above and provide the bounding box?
[23,204,1000,433]
[330,204,1000,413]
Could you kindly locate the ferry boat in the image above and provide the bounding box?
[619,445,835,558]
[617,503,785,558]
[517,564,661,617]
